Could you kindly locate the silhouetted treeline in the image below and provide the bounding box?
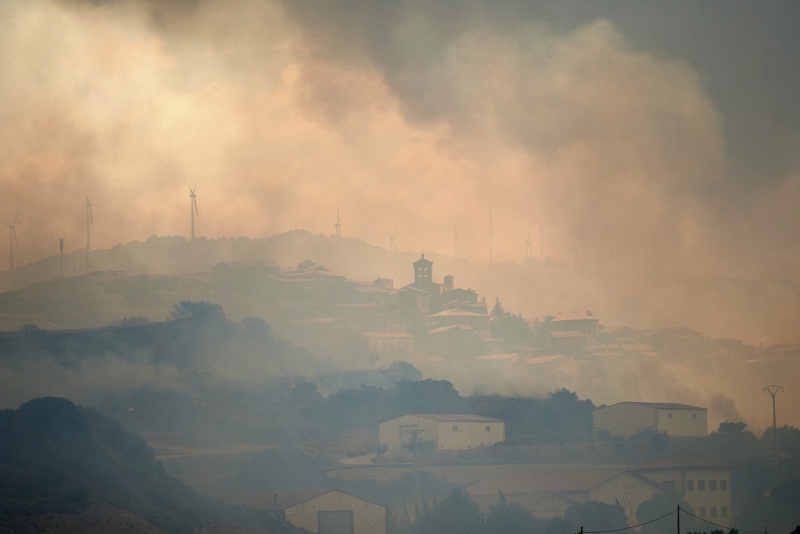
[0,397,299,534]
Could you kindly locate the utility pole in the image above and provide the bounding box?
[404,428,425,505]
[676,504,680,534]
[763,385,783,467]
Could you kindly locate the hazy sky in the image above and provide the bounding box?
[1,0,799,279]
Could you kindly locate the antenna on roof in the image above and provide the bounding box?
[389,226,396,252]
[334,208,342,237]
[58,234,65,279]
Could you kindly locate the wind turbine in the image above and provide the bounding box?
[3,212,19,272]
[334,209,342,237]
[453,225,460,258]
[389,226,397,252]
[58,235,65,278]
[539,224,546,261]
[85,195,93,274]
[525,225,532,259]
[488,211,494,264]
[189,185,198,240]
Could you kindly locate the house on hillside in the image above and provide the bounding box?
[633,455,732,521]
[593,402,707,438]
[236,489,385,534]
[534,311,599,338]
[379,414,504,452]
[467,467,662,521]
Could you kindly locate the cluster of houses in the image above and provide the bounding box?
[238,402,728,534]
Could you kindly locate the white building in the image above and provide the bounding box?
[379,414,504,453]
[593,402,707,438]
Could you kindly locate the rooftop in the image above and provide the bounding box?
[467,467,655,496]
[601,401,707,411]
[428,309,488,318]
[406,414,504,423]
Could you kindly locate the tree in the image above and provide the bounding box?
[168,300,226,322]
[564,501,627,532]
[485,492,540,534]
[412,488,484,534]
[636,489,697,534]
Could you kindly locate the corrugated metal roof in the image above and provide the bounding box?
[407,414,504,423]
[601,401,706,410]
[428,309,489,317]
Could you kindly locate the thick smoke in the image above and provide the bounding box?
[0,0,797,281]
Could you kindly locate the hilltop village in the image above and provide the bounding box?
[0,239,798,534]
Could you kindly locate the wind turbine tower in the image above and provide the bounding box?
[189,185,198,240]
[525,226,532,259]
[85,195,93,274]
[389,227,397,252]
[453,226,460,258]
[539,225,546,261]
[58,236,65,278]
[3,212,19,272]
[488,211,494,264]
[334,209,342,237]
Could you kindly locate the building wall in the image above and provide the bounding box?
[588,472,660,523]
[593,403,658,438]
[639,467,732,521]
[379,416,504,452]
[379,415,439,453]
[655,409,707,436]
[435,421,504,450]
[285,491,386,534]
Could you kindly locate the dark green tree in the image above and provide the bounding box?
[564,501,628,532]
[485,491,540,534]
[412,488,484,534]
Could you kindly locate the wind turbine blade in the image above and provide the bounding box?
[13,211,19,225]
[194,199,198,215]
[85,194,90,204]
[90,207,93,225]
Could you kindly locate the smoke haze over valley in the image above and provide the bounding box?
[1,2,800,533]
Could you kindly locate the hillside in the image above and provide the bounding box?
[1,231,800,344]
[0,397,297,534]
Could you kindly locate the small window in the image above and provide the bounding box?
[452,425,458,431]
[667,412,672,419]
[698,480,706,491]
[485,425,491,431]
[711,507,717,519]
[720,480,728,491]
[721,507,728,518]
[692,413,697,419]
[709,480,717,491]
[699,508,706,518]
[687,480,694,491]
[662,481,675,490]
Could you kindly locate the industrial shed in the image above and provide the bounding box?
[236,489,385,534]
[379,414,504,452]
[593,401,707,438]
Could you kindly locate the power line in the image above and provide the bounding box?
[584,510,676,533]
[681,509,765,534]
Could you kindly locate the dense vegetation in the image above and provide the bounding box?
[0,397,297,534]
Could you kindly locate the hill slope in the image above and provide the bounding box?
[0,397,296,534]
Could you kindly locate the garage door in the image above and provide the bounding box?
[318,510,354,534]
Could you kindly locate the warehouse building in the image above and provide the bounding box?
[379,414,504,452]
[236,489,385,534]
[593,402,707,438]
